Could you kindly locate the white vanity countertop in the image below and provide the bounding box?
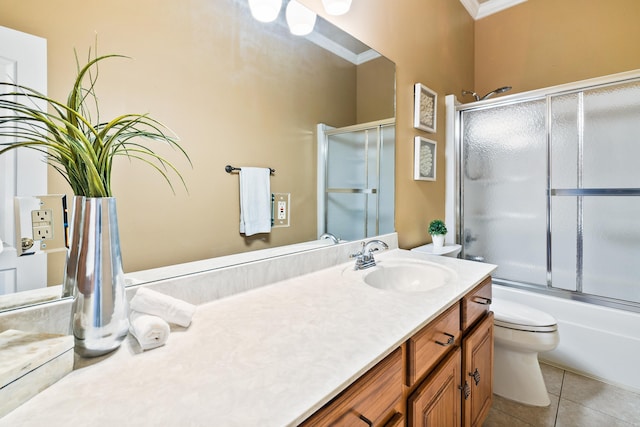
[0,249,495,427]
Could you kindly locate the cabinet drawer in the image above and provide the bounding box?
[300,347,403,426]
[406,303,460,387]
[461,276,492,331]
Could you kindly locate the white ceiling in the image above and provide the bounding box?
[459,0,527,19]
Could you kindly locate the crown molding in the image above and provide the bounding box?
[460,0,527,20]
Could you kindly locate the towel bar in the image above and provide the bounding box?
[225,165,275,175]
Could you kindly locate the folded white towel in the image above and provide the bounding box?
[239,167,272,236]
[129,311,170,351]
[130,287,197,327]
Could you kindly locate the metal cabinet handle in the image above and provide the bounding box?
[472,296,492,305]
[359,414,373,426]
[469,368,481,386]
[459,381,471,400]
[435,332,455,346]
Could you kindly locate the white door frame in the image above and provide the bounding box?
[0,25,48,294]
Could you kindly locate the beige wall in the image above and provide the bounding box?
[357,57,396,123]
[475,0,640,96]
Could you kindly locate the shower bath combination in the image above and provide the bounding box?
[461,86,512,101]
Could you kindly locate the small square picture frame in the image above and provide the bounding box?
[413,83,437,133]
[414,136,436,181]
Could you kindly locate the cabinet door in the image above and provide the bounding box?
[300,348,403,426]
[408,347,461,427]
[462,312,494,427]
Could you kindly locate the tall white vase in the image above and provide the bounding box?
[69,197,129,357]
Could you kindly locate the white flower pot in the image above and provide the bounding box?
[431,234,445,248]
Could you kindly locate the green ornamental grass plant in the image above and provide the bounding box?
[0,50,190,197]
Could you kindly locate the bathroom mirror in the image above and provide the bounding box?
[0,0,395,312]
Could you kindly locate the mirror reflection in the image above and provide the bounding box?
[0,0,395,312]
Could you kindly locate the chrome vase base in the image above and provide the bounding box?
[67,197,129,357]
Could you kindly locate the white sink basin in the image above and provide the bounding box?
[344,258,457,292]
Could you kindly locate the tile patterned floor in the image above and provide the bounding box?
[483,363,640,426]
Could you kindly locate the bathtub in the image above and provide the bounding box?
[492,284,640,393]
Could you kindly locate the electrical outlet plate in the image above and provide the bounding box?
[14,195,67,255]
[272,193,290,228]
[31,209,54,241]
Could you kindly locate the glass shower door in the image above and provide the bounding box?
[322,120,394,241]
[550,81,640,303]
[459,75,640,308]
[461,100,547,285]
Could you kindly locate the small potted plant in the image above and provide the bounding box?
[428,219,447,249]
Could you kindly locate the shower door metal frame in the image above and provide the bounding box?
[318,118,395,240]
[453,69,640,313]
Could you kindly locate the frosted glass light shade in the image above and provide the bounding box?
[248,0,282,22]
[322,0,352,15]
[286,0,317,36]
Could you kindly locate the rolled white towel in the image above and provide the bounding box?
[129,311,170,351]
[129,287,196,327]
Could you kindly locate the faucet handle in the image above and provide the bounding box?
[349,242,365,258]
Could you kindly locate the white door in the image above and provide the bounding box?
[0,25,48,295]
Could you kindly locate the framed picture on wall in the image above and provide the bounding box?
[413,83,437,133]
[414,136,436,181]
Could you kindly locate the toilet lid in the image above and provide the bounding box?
[492,299,558,332]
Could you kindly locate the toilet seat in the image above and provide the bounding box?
[494,320,558,333]
[492,299,558,333]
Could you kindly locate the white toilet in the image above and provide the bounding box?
[492,298,560,406]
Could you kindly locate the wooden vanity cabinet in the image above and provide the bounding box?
[300,277,493,427]
[406,303,461,388]
[462,312,494,427]
[300,347,404,427]
[408,347,462,426]
[408,277,494,427]
[462,276,493,331]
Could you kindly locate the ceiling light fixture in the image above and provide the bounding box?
[248,0,283,23]
[321,0,352,16]
[286,0,317,36]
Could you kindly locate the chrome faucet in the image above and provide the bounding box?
[350,239,389,270]
[319,232,339,244]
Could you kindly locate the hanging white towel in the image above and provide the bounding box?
[239,167,272,236]
[129,311,170,351]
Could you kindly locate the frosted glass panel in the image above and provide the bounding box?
[583,81,640,188]
[550,197,577,291]
[323,123,394,241]
[460,76,640,309]
[582,197,640,303]
[327,131,366,188]
[462,100,547,285]
[327,193,365,241]
[550,93,579,188]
